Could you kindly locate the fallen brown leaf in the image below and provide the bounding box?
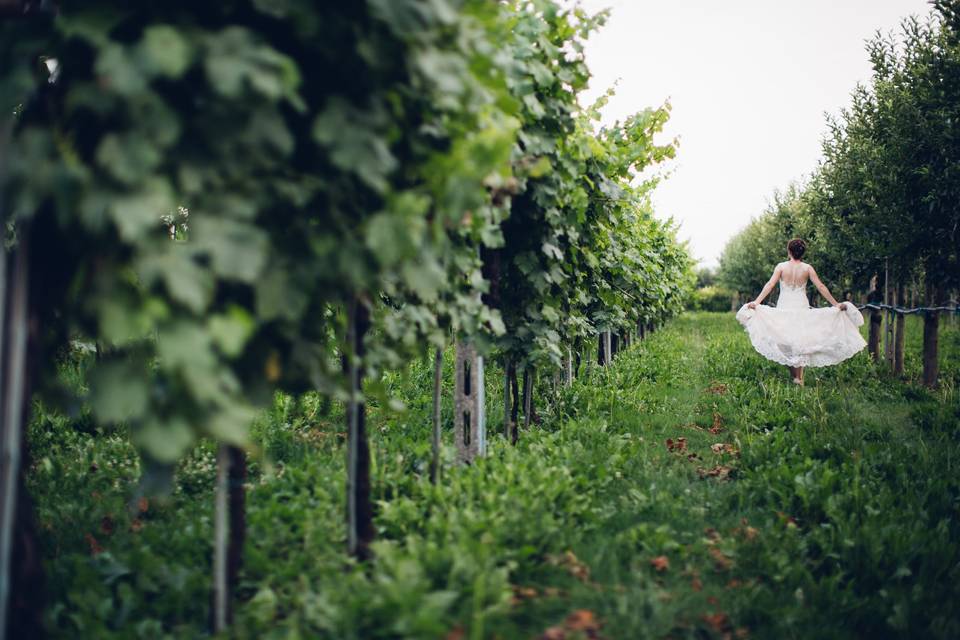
[707,382,728,395]
[698,465,733,481]
[702,612,731,633]
[650,555,670,572]
[666,437,688,453]
[547,550,591,583]
[540,627,565,640]
[710,411,725,434]
[709,547,733,571]
[565,609,598,632]
[84,533,104,556]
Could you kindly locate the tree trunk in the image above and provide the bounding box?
[922,285,940,388]
[344,298,373,560]
[431,347,443,483]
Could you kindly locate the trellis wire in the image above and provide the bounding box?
[856,302,959,315]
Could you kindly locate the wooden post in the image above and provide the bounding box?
[883,260,894,367]
[894,283,905,377]
[454,341,485,463]
[564,346,573,387]
[344,298,373,560]
[212,445,247,632]
[0,244,26,640]
[430,347,443,483]
[922,283,940,388]
[603,331,611,366]
[212,445,230,633]
[503,360,511,442]
[867,275,882,361]
[522,367,534,429]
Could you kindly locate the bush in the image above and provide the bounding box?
[689,286,734,312]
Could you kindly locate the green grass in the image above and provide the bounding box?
[27,312,960,639]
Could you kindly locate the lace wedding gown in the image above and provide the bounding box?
[735,281,867,367]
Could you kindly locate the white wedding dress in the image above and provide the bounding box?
[736,280,867,368]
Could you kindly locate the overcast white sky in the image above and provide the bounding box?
[573,0,933,267]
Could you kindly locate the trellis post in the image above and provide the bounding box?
[454,341,485,463]
[883,259,894,367]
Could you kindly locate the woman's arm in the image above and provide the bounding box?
[809,265,845,308]
[747,264,782,309]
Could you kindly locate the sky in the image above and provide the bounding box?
[572,0,933,268]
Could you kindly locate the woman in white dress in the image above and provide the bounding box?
[735,238,867,386]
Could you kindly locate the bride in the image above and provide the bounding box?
[735,238,867,386]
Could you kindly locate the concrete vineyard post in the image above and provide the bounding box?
[454,342,485,463]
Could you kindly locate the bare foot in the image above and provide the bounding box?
[792,378,803,386]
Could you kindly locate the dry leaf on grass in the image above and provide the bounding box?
[444,626,465,640]
[666,437,687,453]
[650,555,670,572]
[547,550,591,583]
[565,609,599,632]
[709,547,734,571]
[702,612,731,633]
[707,382,728,395]
[710,411,725,434]
[84,533,104,555]
[540,627,566,640]
[698,465,733,480]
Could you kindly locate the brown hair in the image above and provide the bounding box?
[787,238,806,260]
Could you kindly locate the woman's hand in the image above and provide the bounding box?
[747,301,758,310]
[835,302,847,310]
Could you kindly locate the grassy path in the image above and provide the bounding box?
[28,312,960,639]
[535,312,960,639]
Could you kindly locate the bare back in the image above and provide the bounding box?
[779,261,810,288]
